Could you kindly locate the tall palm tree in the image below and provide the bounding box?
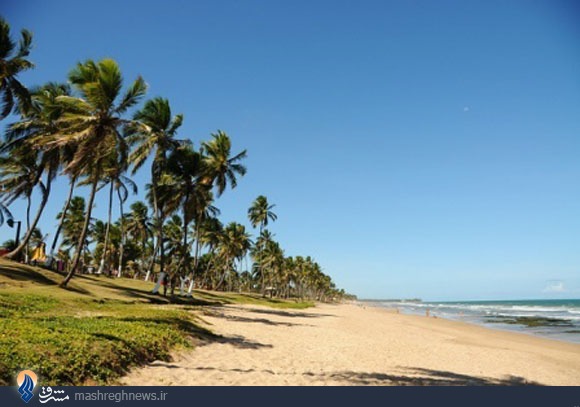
[41,59,146,287]
[96,150,136,276]
[247,195,277,293]
[114,174,137,278]
[127,97,184,291]
[201,130,247,197]
[57,196,92,270]
[164,145,202,273]
[186,186,219,294]
[125,200,152,277]
[0,147,41,261]
[251,229,274,293]
[248,195,277,234]
[0,17,33,120]
[2,83,72,261]
[214,222,251,291]
[199,216,223,288]
[4,82,78,262]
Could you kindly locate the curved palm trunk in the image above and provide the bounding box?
[97,181,114,275]
[117,189,125,278]
[61,177,98,287]
[49,177,76,263]
[6,178,51,261]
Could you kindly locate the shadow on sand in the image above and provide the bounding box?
[207,310,307,327]
[302,368,542,386]
[243,307,335,319]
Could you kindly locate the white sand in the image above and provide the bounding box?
[121,303,580,386]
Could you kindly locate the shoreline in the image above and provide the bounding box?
[122,302,580,386]
[360,301,580,346]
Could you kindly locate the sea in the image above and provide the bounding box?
[369,299,580,344]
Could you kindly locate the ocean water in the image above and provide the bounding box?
[371,299,580,344]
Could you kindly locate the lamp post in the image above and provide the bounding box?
[7,219,22,261]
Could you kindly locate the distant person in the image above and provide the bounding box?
[162,274,169,297]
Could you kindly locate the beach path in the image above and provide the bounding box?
[121,303,580,386]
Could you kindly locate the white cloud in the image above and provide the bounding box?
[543,280,566,293]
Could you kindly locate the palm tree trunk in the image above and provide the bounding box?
[144,233,158,281]
[117,189,125,278]
[187,215,201,295]
[150,170,166,291]
[7,178,51,260]
[214,261,229,291]
[25,195,31,262]
[49,176,76,261]
[180,192,191,291]
[97,181,114,275]
[61,177,98,287]
[144,235,155,281]
[151,212,166,294]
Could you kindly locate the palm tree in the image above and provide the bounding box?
[41,59,146,287]
[114,175,137,278]
[164,145,202,271]
[248,195,277,293]
[251,229,274,293]
[127,97,184,291]
[214,222,251,291]
[57,196,92,270]
[125,200,152,278]
[0,17,33,120]
[2,83,72,261]
[248,195,277,234]
[4,82,77,262]
[199,216,223,288]
[0,147,40,261]
[96,151,136,276]
[201,130,247,197]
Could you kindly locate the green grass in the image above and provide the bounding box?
[0,259,313,385]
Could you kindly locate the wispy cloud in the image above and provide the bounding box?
[543,280,566,293]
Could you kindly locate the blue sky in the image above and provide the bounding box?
[2,0,579,300]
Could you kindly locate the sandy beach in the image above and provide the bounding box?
[121,303,580,386]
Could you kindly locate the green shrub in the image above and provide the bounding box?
[0,294,193,385]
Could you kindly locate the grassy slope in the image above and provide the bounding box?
[0,259,312,385]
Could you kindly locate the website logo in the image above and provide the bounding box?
[39,387,69,403]
[16,370,37,403]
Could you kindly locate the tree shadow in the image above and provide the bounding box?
[194,291,234,303]
[244,307,334,319]
[195,331,274,350]
[117,315,271,350]
[208,310,304,327]
[0,263,59,285]
[86,277,219,306]
[304,368,542,386]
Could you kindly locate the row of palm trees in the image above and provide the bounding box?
[0,17,351,302]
